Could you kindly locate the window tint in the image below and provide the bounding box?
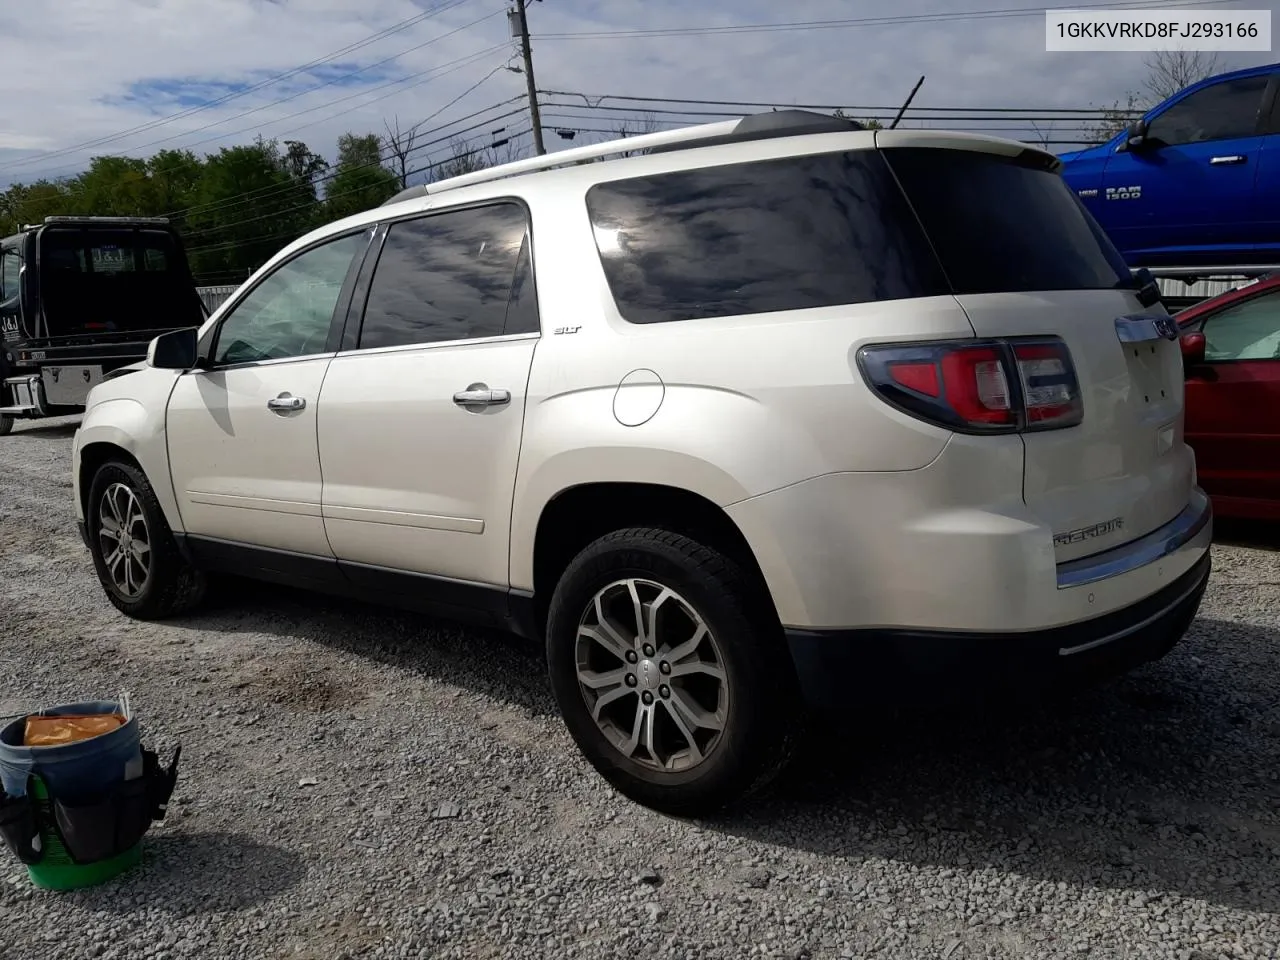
[884,148,1132,295]
[213,232,365,365]
[1146,75,1268,146]
[358,202,531,349]
[1201,290,1280,361]
[0,250,20,301]
[585,150,947,325]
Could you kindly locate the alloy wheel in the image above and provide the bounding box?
[97,482,151,599]
[574,578,729,772]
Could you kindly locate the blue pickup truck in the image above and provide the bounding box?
[1058,62,1280,269]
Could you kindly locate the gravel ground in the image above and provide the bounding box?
[0,416,1278,960]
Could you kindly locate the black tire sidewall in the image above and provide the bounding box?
[546,529,796,815]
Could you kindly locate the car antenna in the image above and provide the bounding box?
[889,75,926,130]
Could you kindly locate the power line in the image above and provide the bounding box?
[89,9,507,163]
[34,40,511,185]
[165,92,524,223]
[1,0,481,174]
[183,127,531,260]
[175,101,529,229]
[538,90,1145,116]
[532,0,1243,40]
[264,46,514,142]
[540,100,1137,122]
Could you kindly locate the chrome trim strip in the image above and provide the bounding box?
[1055,491,1211,590]
[1114,314,1179,343]
[1058,572,1207,657]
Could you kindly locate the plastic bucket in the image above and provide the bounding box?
[0,701,145,889]
[0,701,142,801]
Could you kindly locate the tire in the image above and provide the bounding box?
[545,527,801,817]
[0,415,12,436]
[86,459,206,619]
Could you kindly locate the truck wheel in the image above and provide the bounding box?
[86,459,206,619]
[0,415,11,436]
[545,527,800,816]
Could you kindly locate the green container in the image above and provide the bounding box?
[25,777,141,891]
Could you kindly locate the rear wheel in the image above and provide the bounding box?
[545,527,800,816]
[86,460,206,619]
[0,414,12,436]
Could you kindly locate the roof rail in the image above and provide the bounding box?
[383,109,865,204]
[40,215,172,225]
[382,119,738,205]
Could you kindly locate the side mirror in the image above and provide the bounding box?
[147,327,199,370]
[1180,331,1206,366]
[1125,118,1151,151]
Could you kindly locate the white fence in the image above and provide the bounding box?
[197,284,239,314]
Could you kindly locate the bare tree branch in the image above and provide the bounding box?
[609,111,661,158]
[1143,49,1222,103]
[382,115,420,189]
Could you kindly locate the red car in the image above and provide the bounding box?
[1175,274,1280,520]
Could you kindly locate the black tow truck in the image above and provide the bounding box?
[0,216,207,434]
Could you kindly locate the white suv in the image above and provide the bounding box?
[71,111,1213,814]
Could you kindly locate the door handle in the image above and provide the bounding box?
[266,392,306,413]
[453,383,511,409]
[1209,154,1246,165]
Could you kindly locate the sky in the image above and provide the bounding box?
[0,0,1277,187]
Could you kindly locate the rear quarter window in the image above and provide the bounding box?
[585,150,948,324]
[882,147,1132,295]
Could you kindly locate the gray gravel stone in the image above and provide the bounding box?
[1,417,1278,959]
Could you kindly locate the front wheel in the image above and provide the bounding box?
[0,414,12,436]
[86,460,206,619]
[545,528,800,816]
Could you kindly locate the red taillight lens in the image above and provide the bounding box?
[858,337,1082,434]
[888,361,940,397]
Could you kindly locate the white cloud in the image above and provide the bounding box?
[1,0,1276,185]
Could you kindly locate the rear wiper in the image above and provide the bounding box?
[1119,267,1163,308]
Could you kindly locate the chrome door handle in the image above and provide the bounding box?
[453,384,511,409]
[1209,154,1246,165]
[267,393,306,412]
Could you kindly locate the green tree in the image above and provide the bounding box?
[184,137,321,281]
[324,133,398,221]
[0,180,78,236]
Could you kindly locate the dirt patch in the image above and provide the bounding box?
[240,657,365,712]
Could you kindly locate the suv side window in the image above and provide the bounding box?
[212,231,367,366]
[357,202,533,349]
[1199,289,1280,362]
[1145,75,1269,147]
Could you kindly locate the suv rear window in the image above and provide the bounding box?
[882,147,1132,295]
[585,150,948,324]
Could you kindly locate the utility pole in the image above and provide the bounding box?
[512,1,546,155]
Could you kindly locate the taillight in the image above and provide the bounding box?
[857,337,1082,434]
[1011,340,1082,428]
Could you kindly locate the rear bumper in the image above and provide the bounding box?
[785,551,1210,709]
